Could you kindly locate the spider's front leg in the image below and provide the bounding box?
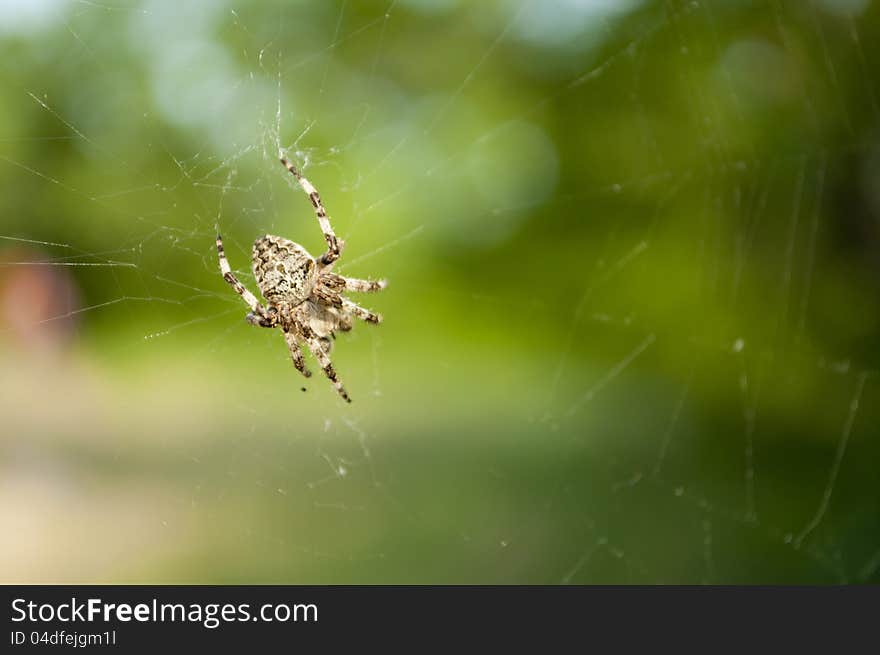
[284,329,312,378]
[280,157,343,267]
[320,272,387,293]
[313,274,383,324]
[340,275,387,293]
[341,298,382,324]
[299,324,351,403]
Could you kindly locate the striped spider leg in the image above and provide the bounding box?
[215,158,387,402]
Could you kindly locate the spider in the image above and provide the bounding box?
[216,157,386,402]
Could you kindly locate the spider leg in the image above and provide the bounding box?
[301,330,351,403]
[341,298,382,324]
[283,330,312,378]
[339,275,387,293]
[280,157,343,267]
[311,284,343,308]
[217,234,273,324]
[246,312,276,328]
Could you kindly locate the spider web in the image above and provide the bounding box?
[1,0,879,583]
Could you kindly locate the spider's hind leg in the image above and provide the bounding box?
[280,157,342,267]
[217,233,274,325]
[247,311,277,327]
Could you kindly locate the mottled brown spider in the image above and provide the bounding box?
[216,157,386,402]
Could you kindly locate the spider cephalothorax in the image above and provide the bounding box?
[216,157,386,402]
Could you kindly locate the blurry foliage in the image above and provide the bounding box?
[0,0,879,583]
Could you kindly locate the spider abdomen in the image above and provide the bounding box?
[252,234,317,304]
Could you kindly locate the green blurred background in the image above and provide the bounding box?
[1,0,878,583]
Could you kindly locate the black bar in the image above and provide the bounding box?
[2,586,876,651]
